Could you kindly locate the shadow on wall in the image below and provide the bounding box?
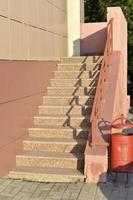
[98,119,111,143]
[77,28,107,56]
[73,39,80,56]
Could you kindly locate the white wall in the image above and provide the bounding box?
[67,0,84,56]
[0,0,68,60]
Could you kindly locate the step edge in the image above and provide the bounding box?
[16,153,84,160]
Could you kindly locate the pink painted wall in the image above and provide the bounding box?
[80,23,107,55]
[0,61,58,175]
[107,7,129,118]
[84,7,128,182]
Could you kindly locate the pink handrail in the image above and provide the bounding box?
[90,18,113,146]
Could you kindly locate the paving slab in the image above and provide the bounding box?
[0,175,133,200]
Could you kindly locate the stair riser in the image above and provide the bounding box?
[54,72,91,79]
[29,129,89,139]
[16,157,84,169]
[38,106,91,116]
[43,97,94,106]
[34,117,90,127]
[23,142,86,153]
[61,56,102,63]
[58,64,100,71]
[47,87,96,96]
[9,172,85,182]
[51,79,97,87]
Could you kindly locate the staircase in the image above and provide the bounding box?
[8,56,102,182]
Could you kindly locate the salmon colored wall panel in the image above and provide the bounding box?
[80,23,107,55]
[0,60,58,176]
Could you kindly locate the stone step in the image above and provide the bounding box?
[8,166,85,182]
[54,71,92,79]
[47,87,96,96]
[29,126,89,139]
[23,137,86,153]
[60,56,103,64]
[16,151,84,169]
[57,63,101,71]
[51,78,97,87]
[34,115,90,127]
[43,95,94,106]
[54,70,99,79]
[38,105,92,116]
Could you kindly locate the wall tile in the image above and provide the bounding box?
[0,18,9,59]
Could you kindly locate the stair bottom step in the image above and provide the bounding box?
[9,166,85,183]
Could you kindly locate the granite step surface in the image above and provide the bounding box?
[33,115,90,127]
[23,137,87,153]
[50,78,97,87]
[8,166,85,182]
[38,105,92,116]
[60,56,103,64]
[43,95,94,106]
[47,86,96,96]
[16,151,84,169]
[57,63,101,71]
[28,126,89,139]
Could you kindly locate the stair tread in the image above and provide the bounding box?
[34,115,90,118]
[24,137,87,144]
[47,86,94,89]
[10,166,84,176]
[55,70,91,72]
[39,105,92,108]
[44,95,94,97]
[59,63,100,65]
[51,78,94,80]
[17,151,84,159]
[54,70,99,72]
[61,55,102,57]
[59,63,84,66]
[30,125,90,129]
[29,126,89,131]
[58,63,101,66]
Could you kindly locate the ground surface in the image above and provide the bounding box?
[0,175,133,200]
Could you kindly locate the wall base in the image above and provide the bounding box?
[85,146,108,183]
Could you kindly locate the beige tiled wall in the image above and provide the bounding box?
[0,0,68,60]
